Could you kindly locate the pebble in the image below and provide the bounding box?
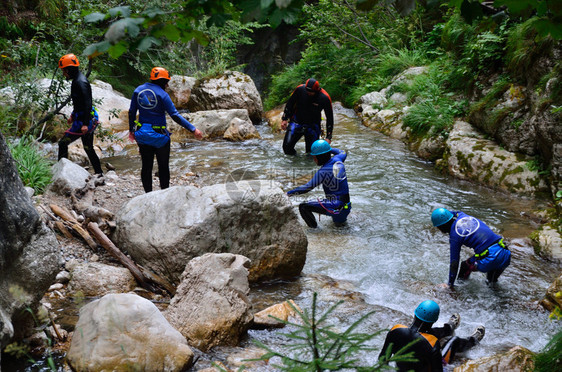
[55,270,71,284]
[48,283,64,292]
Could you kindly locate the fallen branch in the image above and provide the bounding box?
[49,204,97,249]
[87,222,174,295]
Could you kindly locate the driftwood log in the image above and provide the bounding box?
[87,222,175,295]
[49,204,97,250]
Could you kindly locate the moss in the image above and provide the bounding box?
[456,151,473,174]
[529,229,542,255]
[472,143,486,151]
[494,154,507,161]
[499,165,524,184]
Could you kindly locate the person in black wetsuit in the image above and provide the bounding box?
[57,53,103,175]
[379,300,485,372]
[281,78,334,155]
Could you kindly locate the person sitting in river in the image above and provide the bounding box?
[431,208,512,289]
[286,139,350,227]
[128,67,203,193]
[379,300,485,372]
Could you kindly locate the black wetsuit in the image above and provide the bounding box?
[281,84,334,154]
[58,70,103,175]
[379,323,477,371]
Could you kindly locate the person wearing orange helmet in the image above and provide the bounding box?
[57,53,103,175]
[128,67,203,192]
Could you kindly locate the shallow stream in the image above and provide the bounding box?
[15,105,562,370]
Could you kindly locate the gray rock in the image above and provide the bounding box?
[114,181,307,285]
[67,262,137,297]
[67,293,193,372]
[164,253,253,351]
[49,158,90,195]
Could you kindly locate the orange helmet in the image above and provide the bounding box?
[150,67,171,81]
[59,54,80,69]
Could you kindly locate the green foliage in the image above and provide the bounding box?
[534,329,562,372]
[8,135,53,194]
[252,293,416,371]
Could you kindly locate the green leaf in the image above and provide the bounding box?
[155,24,181,41]
[356,0,380,11]
[143,7,167,19]
[275,0,292,9]
[108,42,128,58]
[494,0,536,15]
[84,12,106,23]
[460,0,484,24]
[261,0,274,8]
[109,6,131,18]
[556,190,562,199]
[137,36,161,51]
[532,18,562,39]
[83,40,111,57]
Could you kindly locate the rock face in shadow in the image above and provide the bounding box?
[0,132,61,346]
[114,181,307,285]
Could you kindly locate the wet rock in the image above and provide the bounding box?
[67,262,136,297]
[252,300,301,329]
[532,225,562,261]
[454,345,535,371]
[164,253,253,351]
[114,181,307,285]
[226,347,270,370]
[67,293,193,372]
[540,273,562,313]
[187,71,264,124]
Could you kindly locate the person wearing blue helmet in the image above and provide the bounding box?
[280,78,334,155]
[287,139,350,227]
[431,208,512,289]
[379,300,485,371]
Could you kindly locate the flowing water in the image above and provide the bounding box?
[15,105,561,370]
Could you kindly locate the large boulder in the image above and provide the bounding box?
[67,293,193,372]
[443,121,549,196]
[164,253,253,351]
[0,133,61,346]
[167,75,197,109]
[168,109,260,142]
[113,181,307,285]
[540,273,562,313]
[187,71,264,124]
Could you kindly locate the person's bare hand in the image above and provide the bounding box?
[325,138,332,144]
[128,131,136,143]
[193,128,203,140]
[67,116,73,125]
[281,120,288,131]
[437,283,453,291]
[81,125,88,134]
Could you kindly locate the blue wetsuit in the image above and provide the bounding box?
[287,148,351,227]
[447,211,511,286]
[128,82,196,192]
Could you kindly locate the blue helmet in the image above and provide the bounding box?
[415,300,440,323]
[310,139,331,156]
[431,208,453,227]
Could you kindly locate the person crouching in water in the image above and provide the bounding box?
[128,67,203,193]
[287,139,351,227]
[431,208,512,289]
[379,300,485,372]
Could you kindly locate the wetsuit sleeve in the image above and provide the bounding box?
[163,95,196,132]
[282,88,298,121]
[448,235,462,287]
[128,91,138,132]
[430,348,444,372]
[331,148,347,161]
[378,331,395,361]
[323,96,334,140]
[287,168,322,195]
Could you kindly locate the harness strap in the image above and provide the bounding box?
[317,198,351,215]
[475,238,507,260]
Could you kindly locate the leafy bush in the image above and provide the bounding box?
[8,135,52,194]
[534,329,562,372]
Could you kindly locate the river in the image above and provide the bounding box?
[18,105,562,370]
